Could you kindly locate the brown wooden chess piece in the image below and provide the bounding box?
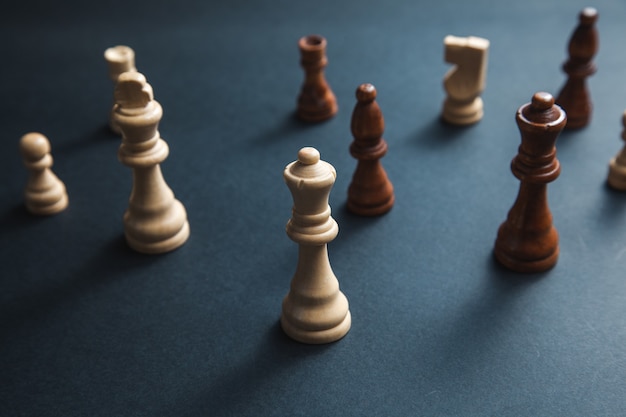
[607,110,626,190]
[19,132,68,215]
[113,71,190,254]
[296,35,338,122]
[494,92,566,273]
[282,147,351,344]
[555,7,598,129]
[347,83,394,216]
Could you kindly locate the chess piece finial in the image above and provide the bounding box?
[282,147,351,343]
[347,83,394,216]
[607,110,626,190]
[105,45,137,134]
[494,92,566,273]
[296,35,338,122]
[555,8,599,129]
[441,35,490,125]
[114,71,190,254]
[19,132,68,215]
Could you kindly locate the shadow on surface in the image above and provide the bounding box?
[184,321,337,416]
[0,235,164,343]
[413,116,478,148]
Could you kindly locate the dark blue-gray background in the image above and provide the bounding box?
[1,0,625,415]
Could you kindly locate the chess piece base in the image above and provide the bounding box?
[281,307,351,344]
[442,97,483,125]
[297,99,338,122]
[494,227,559,273]
[25,189,68,215]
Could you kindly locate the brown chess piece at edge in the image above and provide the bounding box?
[113,71,190,254]
[19,132,68,215]
[494,92,566,273]
[555,7,598,129]
[296,35,338,122]
[347,83,394,216]
[282,147,351,344]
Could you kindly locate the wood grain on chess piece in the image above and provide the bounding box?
[555,8,598,129]
[347,84,394,216]
[296,35,338,122]
[494,92,566,273]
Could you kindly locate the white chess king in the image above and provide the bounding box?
[113,71,190,254]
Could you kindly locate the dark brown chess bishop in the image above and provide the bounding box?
[494,92,566,273]
[347,84,394,216]
[556,7,599,129]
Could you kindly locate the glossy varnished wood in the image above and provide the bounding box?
[555,8,598,130]
[347,84,394,216]
[494,92,566,273]
[296,35,338,122]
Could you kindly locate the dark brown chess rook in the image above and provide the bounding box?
[347,84,394,216]
[555,7,598,129]
[494,92,566,273]
[296,35,338,122]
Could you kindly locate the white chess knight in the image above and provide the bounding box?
[441,35,490,125]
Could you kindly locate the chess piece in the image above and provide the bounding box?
[494,92,566,273]
[19,132,68,215]
[607,111,626,190]
[555,8,599,129]
[296,35,338,122]
[441,35,489,125]
[113,71,190,254]
[282,147,351,343]
[105,45,136,134]
[347,83,394,216]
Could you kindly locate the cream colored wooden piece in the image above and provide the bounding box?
[608,111,626,190]
[113,71,190,254]
[19,132,68,215]
[105,45,136,134]
[442,35,490,125]
[281,147,351,344]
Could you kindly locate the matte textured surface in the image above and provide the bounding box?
[2,0,626,416]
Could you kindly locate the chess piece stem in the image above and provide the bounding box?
[296,35,338,122]
[19,132,68,215]
[494,92,566,273]
[114,72,190,254]
[282,147,351,343]
[347,84,394,216]
[555,8,598,129]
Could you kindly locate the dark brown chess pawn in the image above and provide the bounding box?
[494,92,566,273]
[555,7,599,129]
[296,35,338,122]
[347,84,394,216]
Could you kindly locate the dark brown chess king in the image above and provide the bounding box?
[296,35,338,122]
[347,84,394,216]
[494,92,566,273]
[556,7,598,129]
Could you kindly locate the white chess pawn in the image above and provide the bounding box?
[19,132,68,215]
[105,45,136,134]
[113,71,190,254]
[441,35,490,125]
[608,110,626,190]
[281,147,351,344]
